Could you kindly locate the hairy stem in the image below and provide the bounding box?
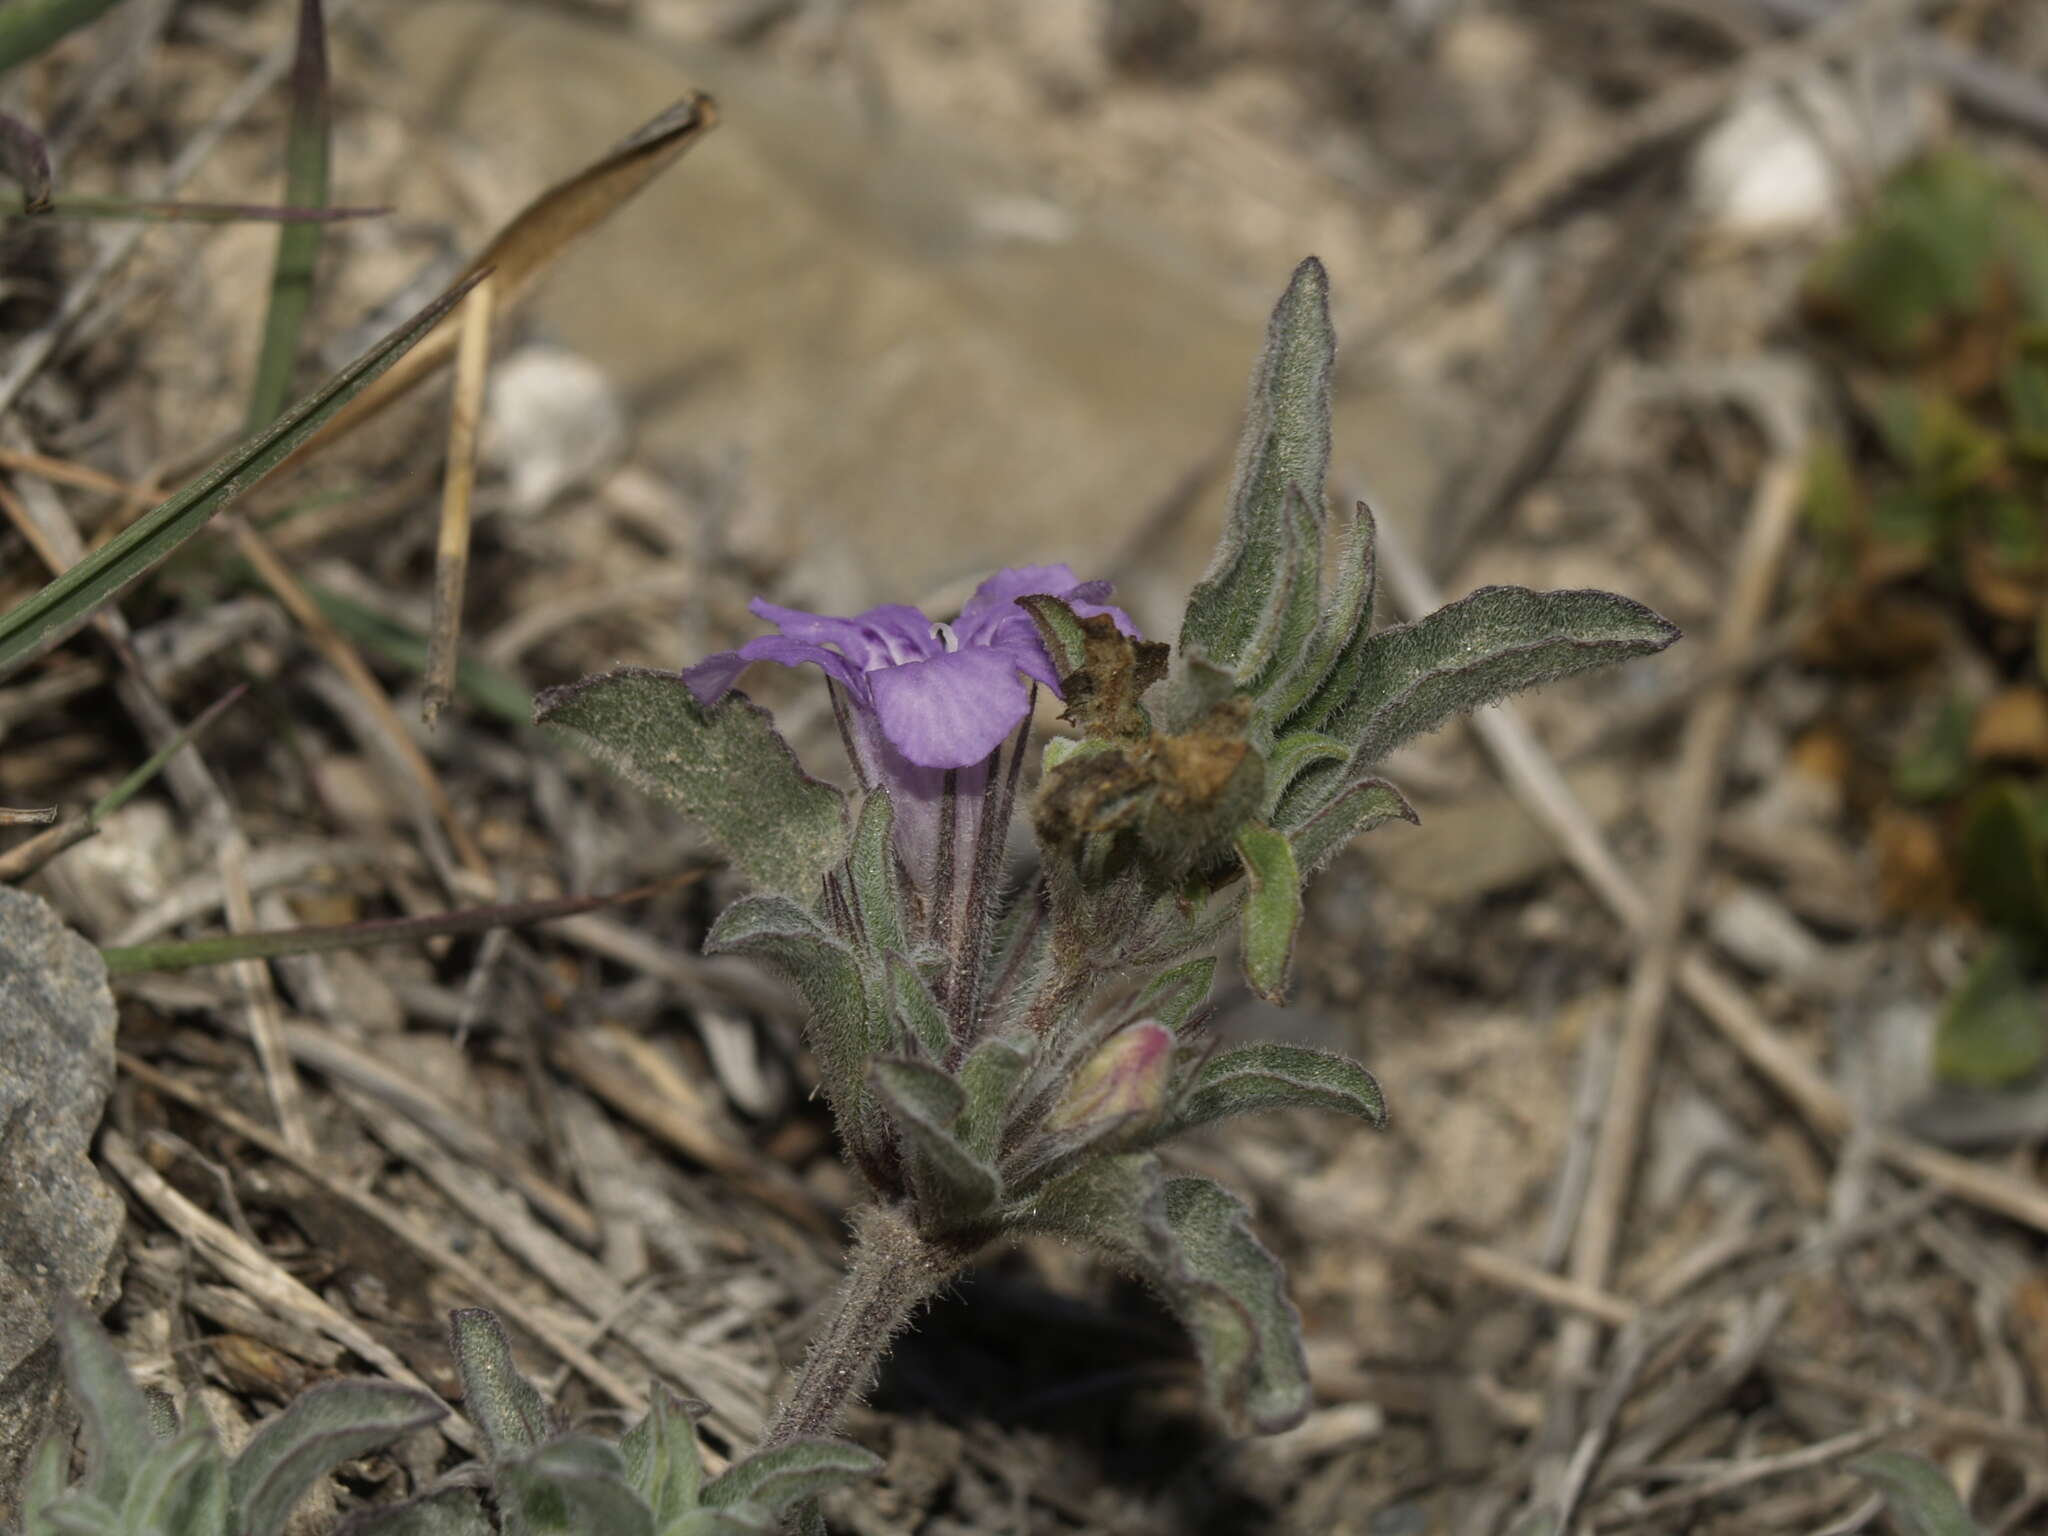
[761,1203,964,1447]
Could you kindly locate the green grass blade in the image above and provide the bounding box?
[0,271,479,678]
[247,0,330,431]
[87,684,246,824]
[100,870,707,975]
[0,0,129,75]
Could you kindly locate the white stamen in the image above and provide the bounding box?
[930,621,961,653]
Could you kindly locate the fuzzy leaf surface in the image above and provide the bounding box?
[337,1488,494,1536]
[497,1435,652,1536]
[1241,484,1324,695]
[958,1034,1032,1160]
[116,1426,217,1536]
[1284,776,1416,871]
[21,1433,70,1536]
[1136,956,1216,1031]
[232,1380,444,1536]
[1260,730,1350,821]
[1850,1452,1982,1536]
[700,1439,884,1514]
[848,791,906,958]
[620,1386,705,1525]
[1320,586,1678,765]
[1271,501,1378,727]
[55,1299,159,1509]
[705,896,883,1166]
[1180,257,1333,670]
[872,1058,999,1225]
[534,667,846,902]
[447,1309,552,1462]
[885,952,948,1059]
[1234,824,1301,1003]
[1165,1043,1386,1138]
[1158,1176,1311,1433]
[1013,1154,1309,1433]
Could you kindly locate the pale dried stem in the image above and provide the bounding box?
[425,273,497,724]
[1555,457,1804,1397]
[1368,501,2048,1243]
[99,1126,479,1452]
[224,514,492,881]
[220,829,315,1154]
[115,1054,642,1430]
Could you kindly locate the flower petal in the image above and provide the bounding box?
[867,646,1036,769]
[681,634,866,705]
[751,599,939,670]
[953,564,1084,644]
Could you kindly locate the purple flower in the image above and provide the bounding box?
[682,565,1137,771]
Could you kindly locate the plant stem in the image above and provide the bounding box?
[761,1203,962,1446]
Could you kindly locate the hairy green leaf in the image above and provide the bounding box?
[535,667,847,902]
[1850,1452,1983,1536]
[497,1435,652,1536]
[1158,1176,1310,1433]
[884,951,948,1060]
[0,0,130,75]
[958,1034,1032,1160]
[705,896,887,1173]
[245,0,331,432]
[848,791,906,958]
[700,1439,883,1515]
[1318,586,1679,764]
[54,1298,158,1509]
[232,1380,444,1536]
[117,1426,218,1535]
[1242,483,1324,695]
[1012,1154,1309,1433]
[1017,592,1089,679]
[447,1309,553,1463]
[1259,730,1350,821]
[21,1432,70,1536]
[1181,257,1333,670]
[1271,500,1378,727]
[1959,780,2048,944]
[1284,776,1416,872]
[1935,938,2045,1088]
[871,1058,999,1226]
[1234,823,1301,1004]
[620,1386,705,1527]
[0,274,478,678]
[663,1506,779,1536]
[1136,956,1216,1031]
[1165,1042,1386,1139]
[336,1488,494,1536]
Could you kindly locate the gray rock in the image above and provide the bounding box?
[0,887,124,1524]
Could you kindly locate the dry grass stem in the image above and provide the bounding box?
[1372,507,2048,1242]
[423,272,496,724]
[219,830,315,1154]
[98,1126,478,1450]
[114,1053,646,1426]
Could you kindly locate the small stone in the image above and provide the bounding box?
[486,345,629,517]
[0,888,124,1516]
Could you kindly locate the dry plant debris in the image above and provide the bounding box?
[6,1,2048,1533]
